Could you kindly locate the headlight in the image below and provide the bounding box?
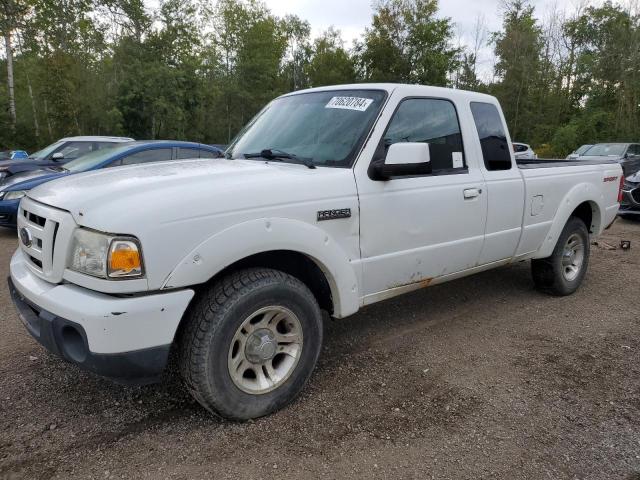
[4,190,28,200]
[69,228,143,279]
[623,181,636,190]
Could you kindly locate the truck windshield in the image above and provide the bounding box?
[575,144,592,155]
[227,89,387,168]
[584,144,627,156]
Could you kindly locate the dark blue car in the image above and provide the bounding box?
[0,141,222,228]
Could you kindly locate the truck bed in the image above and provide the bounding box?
[517,158,619,169]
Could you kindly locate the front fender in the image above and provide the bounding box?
[533,182,603,259]
[161,217,360,318]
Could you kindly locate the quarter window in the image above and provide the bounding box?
[470,102,512,171]
[382,98,466,173]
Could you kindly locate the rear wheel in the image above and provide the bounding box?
[179,268,323,420]
[531,216,590,296]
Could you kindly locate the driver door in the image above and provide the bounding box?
[356,97,487,301]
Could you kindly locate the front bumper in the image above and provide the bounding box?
[9,249,194,384]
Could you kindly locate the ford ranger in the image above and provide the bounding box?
[8,84,623,420]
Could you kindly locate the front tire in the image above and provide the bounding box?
[531,216,590,296]
[179,268,323,420]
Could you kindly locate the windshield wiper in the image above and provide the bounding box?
[243,149,316,169]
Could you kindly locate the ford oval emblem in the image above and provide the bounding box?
[19,227,32,248]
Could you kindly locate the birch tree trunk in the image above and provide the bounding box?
[4,30,16,131]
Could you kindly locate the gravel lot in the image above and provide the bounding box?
[1,219,639,479]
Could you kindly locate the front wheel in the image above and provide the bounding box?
[531,216,590,296]
[179,268,323,420]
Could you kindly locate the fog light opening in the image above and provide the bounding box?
[61,326,88,363]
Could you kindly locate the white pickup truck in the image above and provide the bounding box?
[9,84,622,420]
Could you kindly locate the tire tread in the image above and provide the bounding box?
[179,267,321,419]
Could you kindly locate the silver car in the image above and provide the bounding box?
[580,143,640,177]
[513,142,537,159]
[566,144,593,159]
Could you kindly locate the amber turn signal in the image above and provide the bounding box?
[108,240,143,278]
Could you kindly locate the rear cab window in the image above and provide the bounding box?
[470,102,513,171]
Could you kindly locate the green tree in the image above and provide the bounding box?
[491,0,543,142]
[306,27,356,87]
[564,3,640,141]
[356,0,458,86]
[280,14,311,91]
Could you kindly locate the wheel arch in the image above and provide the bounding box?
[534,183,603,259]
[161,218,360,319]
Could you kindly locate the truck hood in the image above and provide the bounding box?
[27,158,352,231]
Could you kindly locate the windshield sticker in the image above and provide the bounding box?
[325,96,374,112]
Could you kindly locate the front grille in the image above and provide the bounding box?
[23,209,46,227]
[17,197,74,283]
[632,188,640,204]
[29,255,42,269]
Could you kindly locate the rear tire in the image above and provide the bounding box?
[179,268,323,420]
[531,216,590,296]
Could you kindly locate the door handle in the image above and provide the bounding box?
[463,188,482,199]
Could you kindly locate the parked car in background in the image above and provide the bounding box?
[580,143,640,177]
[513,142,537,159]
[0,136,134,180]
[566,144,593,159]
[619,170,640,219]
[0,150,29,160]
[0,141,222,228]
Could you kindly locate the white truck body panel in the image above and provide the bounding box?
[11,83,621,363]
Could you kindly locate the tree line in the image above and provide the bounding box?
[0,0,639,157]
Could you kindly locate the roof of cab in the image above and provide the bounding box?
[280,83,497,103]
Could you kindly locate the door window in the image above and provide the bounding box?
[121,148,173,165]
[56,142,94,160]
[381,98,466,173]
[177,148,201,160]
[470,102,512,171]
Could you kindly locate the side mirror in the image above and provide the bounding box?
[371,142,432,180]
[51,152,65,161]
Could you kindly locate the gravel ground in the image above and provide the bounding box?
[1,219,639,480]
